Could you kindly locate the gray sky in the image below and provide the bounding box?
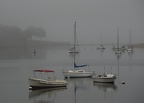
[0,0,144,44]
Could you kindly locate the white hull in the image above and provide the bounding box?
[28,78,67,89]
[93,77,116,83]
[97,46,105,49]
[93,74,117,83]
[63,70,94,78]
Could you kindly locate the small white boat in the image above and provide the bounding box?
[93,73,117,83]
[127,29,134,53]
[114,26,122,55]
[127,47,134,53]
[97,45,105,49]
[115,48,122,55]
[28,70,67,90]
[126,32,134,53]
[97,33,105,50]
[68,47,79,54]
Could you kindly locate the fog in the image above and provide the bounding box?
[0,0,144,44]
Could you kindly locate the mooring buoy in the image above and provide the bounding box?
[121,81,125,84]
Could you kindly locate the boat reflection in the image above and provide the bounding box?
[93,81,118,102]
[66,78,91,88]
[98,48,104,59]
[65,78,91,103]
[93,82,117,92]
[29,87,67,103]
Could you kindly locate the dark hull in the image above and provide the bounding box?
[30,85,67,90]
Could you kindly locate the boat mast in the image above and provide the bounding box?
[129,29,132,48]
[74,22,76,69]
[74,22,76,52]
[100,33,102,46]
[117,26,119,49]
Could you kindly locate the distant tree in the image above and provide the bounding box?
[0,25,24,41]
[23,26,46,40]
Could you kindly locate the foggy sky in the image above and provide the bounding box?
[0,0,144,44]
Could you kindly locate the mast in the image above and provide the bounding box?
[74,22,76,69]
[74,22,76,52]
[74,52,76,69]
[117,26,119,49]
[100,33,102,46]
[129,29,132,47]
[74,83,76,103]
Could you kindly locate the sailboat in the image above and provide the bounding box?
[114,26,122,55]
[69,22,79,54]
[127,29,134,53]
[63,48,95,78]
[97,33,105,49]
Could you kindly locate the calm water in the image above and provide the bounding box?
[0,46,144,103]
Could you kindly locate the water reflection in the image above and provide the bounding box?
[93,82,117,92]
[98,49,104,59]
[65,78,91,103]
[29,87,67,103]
[33,49,36,56]
[128,51,133,71]
[93,82,118,101]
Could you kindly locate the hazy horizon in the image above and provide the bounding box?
[0,0,144,44]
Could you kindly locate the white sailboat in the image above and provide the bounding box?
[64,43,95,78]
[127,29,134,53]
[114,26,122,55]
[97,33,105,49]
[69,22,79,54]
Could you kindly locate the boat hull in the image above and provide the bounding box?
[97,48,105,49]
[68,51,79,54]
[93,77,116,83]
[28,78,67,90]
[97,46,105,49]
[63,71,94,78]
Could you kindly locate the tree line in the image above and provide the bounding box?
[0,25,46,47]
[0,25,46,42]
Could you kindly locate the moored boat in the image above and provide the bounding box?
[93,73,117,83]
[28,70,67,90]
[97,45,105,50]
[63,69,95,78]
